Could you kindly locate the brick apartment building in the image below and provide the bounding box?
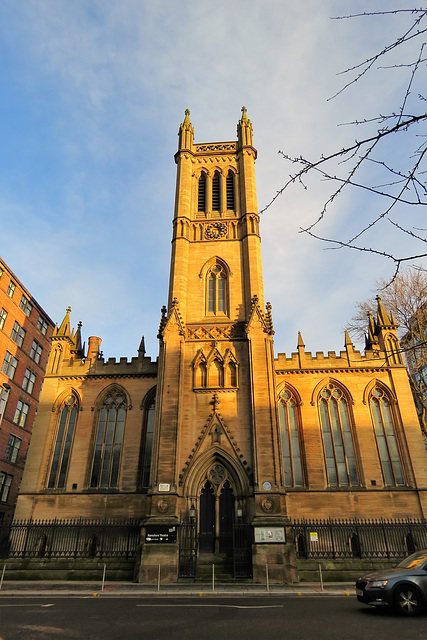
[0,257,54,522]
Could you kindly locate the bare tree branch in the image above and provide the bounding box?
[263,8,427,268]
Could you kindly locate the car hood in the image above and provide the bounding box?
[359,567,423,581]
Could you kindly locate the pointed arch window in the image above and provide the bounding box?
[386,336,402,365]
[198,172,206,212]
[207,264,227,315]
[318,383,358,487]
[142,394,155,489]
[212,171,220,211]
[226,170,235,210]
[370,387,404,486]
[49,345,62,375]
[90,390,126,489]
[195,359,207,388]
[48,395,78,489]
[278,389,304,487]
[225,360,237,387]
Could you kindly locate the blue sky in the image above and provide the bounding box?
[0,1,425,360]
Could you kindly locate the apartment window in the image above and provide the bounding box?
[48,395,78,489]
[11,321,26,348]
[13,401,29,428]
[0,308,7,330]
[318,383,359,487]
[22,369,36,395]
[30,340,43,365]
[4,435,22,464]
[370,387,405,486]
[7,281,16,298]
[1,352,18,380]
[19,295,33,318]
[206,263,227,315]
[278,388,304,487]
[198,172,206,212]
[0,266,3,278]
[0,472,12,502]
[0,388,9,424]
[37,316,48,336]
[212,171,220,211]
[141,395,155,488]
[226,170,235,210]
[90,390,126,489]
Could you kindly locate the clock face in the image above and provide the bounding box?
[205,222,227,240]
[263,481,272,491]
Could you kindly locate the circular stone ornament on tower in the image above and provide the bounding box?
[205,222,227,239]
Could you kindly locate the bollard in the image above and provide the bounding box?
[266,563,270,592]
[0,564,5,591]
[319,563,323,591]
[102,564,106,593]
[157,564,161,592]
[212,563,215,592]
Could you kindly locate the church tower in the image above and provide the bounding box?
[140,109,293,582]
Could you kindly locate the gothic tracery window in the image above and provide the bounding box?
[370,386,405,486]
[278,389,304,487]
[318,383,359,487]
[90,390,126,489]
[48,394,78,489]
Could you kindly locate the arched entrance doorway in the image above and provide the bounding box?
[199,465,236,554]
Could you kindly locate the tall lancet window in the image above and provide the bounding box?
[370,387,405,486]
[207,264,227,315]
[198,172,206,212]
[226,170,235,210]
[90,390,126,489]
[212,171,220,211]
[278,389,304,486]
[318,383,358,487]
[48,395,78,489]
[142,394,155,489]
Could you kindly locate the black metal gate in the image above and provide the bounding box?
[233,523,253,578]
[178,523,198,578]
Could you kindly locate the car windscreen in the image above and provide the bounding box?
[397,552,427,569]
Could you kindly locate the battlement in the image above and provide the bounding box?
[89,354,158,376]
[275,346,387,371]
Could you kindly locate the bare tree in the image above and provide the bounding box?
[347,267,427,431]
[263,9,427,277]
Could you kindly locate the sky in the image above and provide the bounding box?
[0,1,425,361]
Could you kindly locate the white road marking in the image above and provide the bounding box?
[0,604,54,607]
[136,604,284,609]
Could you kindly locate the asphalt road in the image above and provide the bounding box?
[1,596,426,640]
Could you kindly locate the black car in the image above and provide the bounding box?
[356,550,427,616]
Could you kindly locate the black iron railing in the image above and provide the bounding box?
[0,518,141,559]
[292,518,427,560]
[178,523,198,578]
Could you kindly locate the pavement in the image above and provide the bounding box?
[0,580,355,597]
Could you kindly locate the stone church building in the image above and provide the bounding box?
[14,109,427,582]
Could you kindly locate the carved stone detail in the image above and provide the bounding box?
[186,323,244,341]
[208,463,227,485]
[156,498,170,514]
[205,222,227,240]
[260,497,277,513]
